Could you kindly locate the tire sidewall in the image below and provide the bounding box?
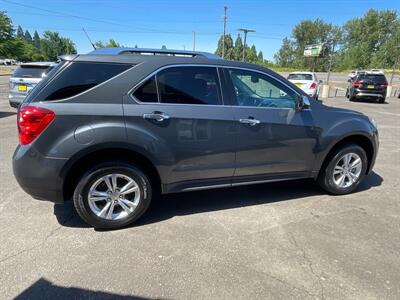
[322,145,367,195]
[73,162,152,229]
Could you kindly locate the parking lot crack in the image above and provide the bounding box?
[288,232,325,300]
[0,213,75,264]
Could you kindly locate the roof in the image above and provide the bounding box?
[288,71,315,75]
[20,61,57,67]
[87,47,221,59]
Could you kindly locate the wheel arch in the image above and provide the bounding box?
[60,143,162,202]
[318,134,375,177]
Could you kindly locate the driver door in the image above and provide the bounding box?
[224,68,318,178]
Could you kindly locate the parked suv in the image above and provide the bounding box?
[13,48,379,229]
[9,62,57,108]
[346,73,388,103]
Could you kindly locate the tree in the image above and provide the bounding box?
[161,45,167,49]
[0,11,15,57]
[339,9,400,69]
[215,34,234,59]
[16,25,24,38]
[24,30,33,44]
[274,37,295,67]
[275,19,340,71]
[94,38,121,48]
[33,30,40,49]
[257,50,264,63]
[233,34,243,60]
[247,45,258,63]
[40,31,77,60]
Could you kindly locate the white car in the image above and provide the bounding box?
[287,72,321,100]
[368,69,384,75]
[348,70,365,79]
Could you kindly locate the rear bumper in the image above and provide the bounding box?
[13,145,67,203]
[9,93,26,108]
[353,89,386,99]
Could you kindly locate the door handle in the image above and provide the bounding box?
[143,112,170,122]
[239,118,260,126]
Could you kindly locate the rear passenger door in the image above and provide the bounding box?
[123,66,236,191]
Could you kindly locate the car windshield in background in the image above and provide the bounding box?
[13,66,52,78]
[288,74,312,80]
[357,74,387,83]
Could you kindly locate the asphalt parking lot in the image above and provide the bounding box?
[0,75,399,299]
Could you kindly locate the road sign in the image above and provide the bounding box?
[304,44,324,57]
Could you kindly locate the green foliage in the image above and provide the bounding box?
[0,11,76,61]
[215,34,234,59]
[94,38,121,48]
[275,9,400,71]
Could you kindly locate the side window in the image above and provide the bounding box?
[157,66,221,105]
[133,76,158,102]
[39,62,131,101]
[228,69,297,109]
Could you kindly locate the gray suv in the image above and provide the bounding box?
[13,48,379,229]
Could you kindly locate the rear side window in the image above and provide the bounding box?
[133,76,158,102]
[157,67,221,105]
[38,62,131,101]
[13,66,51,78]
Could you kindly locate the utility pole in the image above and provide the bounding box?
[238,28,255,62]
[193,31,196,51]
[222,6,228,59]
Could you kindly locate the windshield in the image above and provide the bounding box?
[288,74,312,81]
[13,65,53,78]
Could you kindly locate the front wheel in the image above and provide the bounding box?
[73,162,152,229]
[318,145,367,195]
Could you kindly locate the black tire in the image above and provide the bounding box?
[378,98,385,103]
[73,161,152,229]
[317,144,368,195]
[349,95,356,102]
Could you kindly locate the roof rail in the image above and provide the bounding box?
[88,47,220,59]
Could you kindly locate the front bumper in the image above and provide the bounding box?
[13,145,67,203]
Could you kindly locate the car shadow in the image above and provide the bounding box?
[54,171,383,229]
[0,111,16,118]
[15,278,150,300]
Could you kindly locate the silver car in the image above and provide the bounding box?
[9,62,57,108]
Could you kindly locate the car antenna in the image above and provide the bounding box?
[82,28,96,50]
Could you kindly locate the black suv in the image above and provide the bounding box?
[346,73,388,103]
[13,48,379,229]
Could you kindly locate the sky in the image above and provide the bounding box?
[1,0,399,60]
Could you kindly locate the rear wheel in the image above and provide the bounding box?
[318,144,367,195]
[73,162,152,229]
[378,98,385,103]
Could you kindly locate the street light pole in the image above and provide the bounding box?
[222,6,228,59]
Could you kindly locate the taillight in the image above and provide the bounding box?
[310,82,316,89]
[380,82,388,88]
[17,105,55,145]
[353,81,362,88]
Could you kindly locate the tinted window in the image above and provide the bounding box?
[229,69,297,109]
[133,76,158,102]
[13,66,52,78]
[157,67,221,105]
[357,74,387,83]
[288,73,313,81]
[39,62,131,101]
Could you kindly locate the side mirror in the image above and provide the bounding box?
[295,95,310,111]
